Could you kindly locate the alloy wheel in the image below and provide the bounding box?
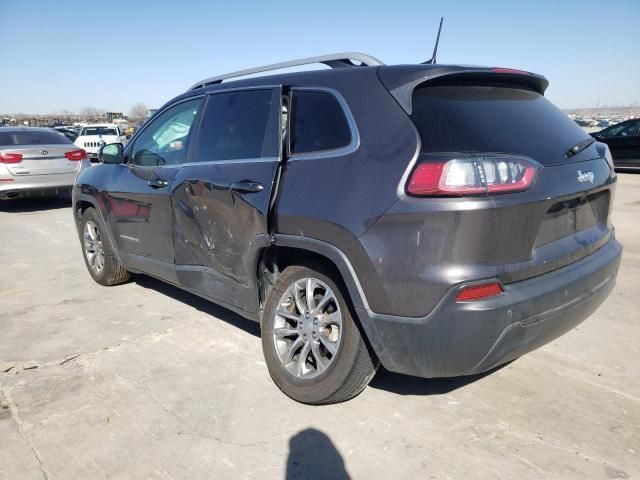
[272,277,343,379]
[83,220,105,274]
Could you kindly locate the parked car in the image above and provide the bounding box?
[54,126,79,142]
[74,124,127,161]
[72,53,622,404]
[0,127,90,200]
[590,118,640,169]
[573,118,592,127]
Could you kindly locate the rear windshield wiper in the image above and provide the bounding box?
[565,137,595,159]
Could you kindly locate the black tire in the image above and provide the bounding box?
[261,264,378,404]
[79,207,130,286]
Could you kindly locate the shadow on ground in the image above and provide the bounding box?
[369,362,509,396]
[134,274,508,398]
[133,275,261,338]
[0,196,72,213]
[286,428,350,480]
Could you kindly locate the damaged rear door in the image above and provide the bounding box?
[171,87,282,312]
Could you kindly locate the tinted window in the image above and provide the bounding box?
[81,126,118,136]
[411,86,590,162]
[56,129,78,141]
[193,89,279,162]
[290,90,351,154]
[600,121,640,138]
[130,99,201,166]
[0,130,73,146]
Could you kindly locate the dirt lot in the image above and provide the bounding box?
[1,174,639,480]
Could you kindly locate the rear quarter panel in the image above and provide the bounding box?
[275,69,419,307]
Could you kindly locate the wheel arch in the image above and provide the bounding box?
[256,234,385,371]
[74,193,124,266]
[257,235,370,320]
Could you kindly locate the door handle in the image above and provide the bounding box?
[147,178,168,188]
[230,181,264,193]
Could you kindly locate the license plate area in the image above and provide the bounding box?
[535,191,610,247]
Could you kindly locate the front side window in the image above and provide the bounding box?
[129,99,201,166]
[193,89,279,162]
[289,90,351,154]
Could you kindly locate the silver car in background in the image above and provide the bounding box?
[0,127,90,200]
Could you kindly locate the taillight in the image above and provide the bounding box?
[407,155,538,196]
[65,149,87,161]
[456,281,503,302]
[0,152,23,164]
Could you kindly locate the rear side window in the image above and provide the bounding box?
[290,90,351,154]
[81,127,118,136]
[411,85,589,162]
[193,89,280,162]
[0,130,73,146]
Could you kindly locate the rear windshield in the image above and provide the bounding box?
[81,127,118,136]
[0,130,73,146]
[411,85,589,162]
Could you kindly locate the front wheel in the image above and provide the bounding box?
[261,265,378,404]
[79,207,130,286]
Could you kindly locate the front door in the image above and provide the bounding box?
[106,98,203,265]
[171,88,282,311]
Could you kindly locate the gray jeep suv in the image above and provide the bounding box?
[73,53,622,404]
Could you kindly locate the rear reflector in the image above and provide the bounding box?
[456,282,503,302]
[0,152,23,164]
[65,149,87,161]
[407,155,538,196]
[0,178,15,182]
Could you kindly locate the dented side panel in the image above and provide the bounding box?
[171,161,278,287]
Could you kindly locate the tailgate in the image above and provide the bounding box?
[489,157,616,283]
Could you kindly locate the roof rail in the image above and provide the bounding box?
[188,52,384,91]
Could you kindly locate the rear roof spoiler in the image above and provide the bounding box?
[378,65,549,115]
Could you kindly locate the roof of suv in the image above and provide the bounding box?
[172,53,549,116]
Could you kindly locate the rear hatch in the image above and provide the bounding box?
[387,69,616,284]
[4,145,83,176]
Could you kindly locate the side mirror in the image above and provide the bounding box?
[99,143,124,164]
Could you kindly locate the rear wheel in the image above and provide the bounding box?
[80,208,130,286]
[261,265,378,404]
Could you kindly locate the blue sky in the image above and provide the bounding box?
[1,0,638,114]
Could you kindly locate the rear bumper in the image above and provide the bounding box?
[0,173,78,199]
[357,237,622,378]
